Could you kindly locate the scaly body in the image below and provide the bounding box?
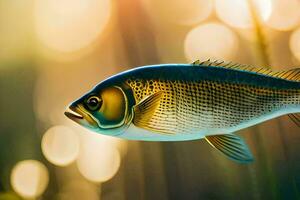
[65,60,300,163]
[118,64,300,140]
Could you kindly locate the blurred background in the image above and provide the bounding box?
[1,0,300,199]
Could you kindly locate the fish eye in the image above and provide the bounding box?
[86,96,102,111]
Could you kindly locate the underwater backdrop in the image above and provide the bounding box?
[1,0,300,199]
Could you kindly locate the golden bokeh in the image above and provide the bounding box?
[41,126,80,166]
[0,1,35,63]
[265,0,300,31]
[10,160,49,199]
[34,0,112,53]
[290,27,300,62]
[1,0,300,199]
[96,134,128,157]
[76,132,121,183]
[184,23,239,61]
[215,0,272,29]
[143,0,214,26]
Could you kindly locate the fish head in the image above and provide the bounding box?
[65,82,134,136]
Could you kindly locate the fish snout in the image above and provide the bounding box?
[64,105,84,121]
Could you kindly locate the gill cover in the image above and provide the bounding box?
[96,86,129,129]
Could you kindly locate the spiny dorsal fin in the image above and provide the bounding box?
[192,59,300,82]
[275,68,300,81]
[205,133,253,163]
[288,113,300,127]
[133,91,163,128]
[191,60,201,65]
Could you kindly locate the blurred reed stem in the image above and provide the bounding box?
[248,0,299,199]
[247,0,279,199]
[247,0,270,67]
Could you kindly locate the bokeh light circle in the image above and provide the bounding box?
[41,125,80,166]
[76,133,121,183]
[10,160,49,199]
[94,133,128,157]
[290,27,300,62]
[184,23,238,61]
[143,0,214,26]
[215,0,272,29]
[266,0,300,31]
[35,0,111,52]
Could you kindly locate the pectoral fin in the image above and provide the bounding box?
[205,134,253,163]
[133,91,163,128]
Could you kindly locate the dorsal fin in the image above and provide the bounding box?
[191,59,300,82]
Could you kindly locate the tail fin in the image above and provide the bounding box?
[288,114,300,127]
[286,68,300,127]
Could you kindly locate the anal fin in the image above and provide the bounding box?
[288,114,300,127]
[205,134,253,163]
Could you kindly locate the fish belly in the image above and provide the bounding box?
[126,79,300,140]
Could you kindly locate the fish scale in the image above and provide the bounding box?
[66,61,300,163]
[126,78,300,135]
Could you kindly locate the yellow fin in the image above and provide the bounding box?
[194,59,300,82]
[133,91,163,128]
[275,68,300,82]
[288,113,300,127]
[191,60,201,65]
[205,134,253,163]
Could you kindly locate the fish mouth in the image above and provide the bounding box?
[64,105,99,129]
[64,107,84,120]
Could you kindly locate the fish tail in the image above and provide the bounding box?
[287,84,300,127]
[284,68,300,127]
[288,113,300,127]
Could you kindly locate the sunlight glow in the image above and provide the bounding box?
[265,0,300,31]
[215,0,272,28]
[143,0,214,25]
[184,23,238,62]
[76,132,121,183]
[96,134,128,157]
[290,28,300,62]
[35,0,111,52]
[42,126,80,166]
[10,160,49,199]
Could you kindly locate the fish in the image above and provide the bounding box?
[65,60,300,163]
